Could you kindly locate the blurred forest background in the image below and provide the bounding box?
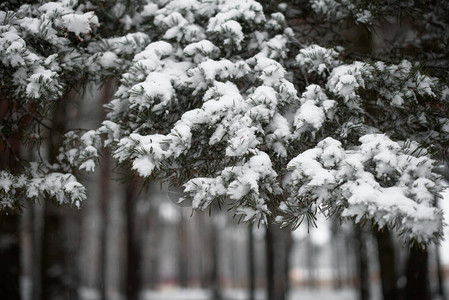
[1,0,449,300]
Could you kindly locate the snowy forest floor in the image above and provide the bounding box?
[141,287,357,300]
[103,281,449,300]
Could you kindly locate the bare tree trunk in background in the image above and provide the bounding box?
[33,201,45,300]
[20,204,33,300]
[99,153,110,300]
[355,225,370,300]
[211,218,222,300]
[178,210,189,287]
[265,223,291,300]
[283,228,292,296]
[199,213,210,289]
[331,218,343,289]
[374,227,398,300]
[125,179,141,300]
[42,92,81,300]
[435,245,446,300]
[435,161,448,300]
[248,225,255,300]
[148,200,160,289]
[266,223,275,300]
[0,214,20,299]
[405,246,430,300]
[99,80,115,300]
[65,207,81,299]
[105,180,126,298]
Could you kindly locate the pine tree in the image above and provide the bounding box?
[1,0,448,250]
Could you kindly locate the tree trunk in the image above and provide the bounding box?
[265,223,290,300]
[374,227,398,300]
[266,223,275,300]
[125,180,141,300]
[41,92,76,300]
[435,239,447,300]
[284,228,292,295]
[355,225,370,300]
[99,154,109,300]
[32,201,45,300]
[20,203,33,300]
[178,209,189,287]
[99,80,115,300]
[211,218,222,300]
[148,201,160,289]
[0,214,20,299]
[435,161,448,300]
[248,225,255,300]
[405,245,430,300]
[331,218,343,289]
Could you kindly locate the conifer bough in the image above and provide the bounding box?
[1,0,448,244]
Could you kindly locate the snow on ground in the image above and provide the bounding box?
[140,288,356,300]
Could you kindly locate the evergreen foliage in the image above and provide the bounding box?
[1,0,448,244]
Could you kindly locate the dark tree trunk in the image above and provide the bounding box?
[374,227,398,300]
[99,153,110,300]
[99,79,115,300]
[125,180,141,300]
[266,223,275,300]
[41,92,80,300]
[0,214,20,300]
[148,201,160,289]
[435,161,448,300]
[178,210,189,287]
[265,223,290,300]
[284,229,293,297]
[405,245,430,300]
[248,225,255,300]
[355,225,370,300]
[211,219,222,300]
[331,218,343,289]
[33,202,45,300]
[435,242,447,300]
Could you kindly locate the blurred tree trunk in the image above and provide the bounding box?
[148,203,160,289]
[284,228,292,295]
[374,227,398,300]
[0,214,20,299]
[248,225,255,300]
[435,161,448,300]
[99,152,110,300]
[20,203,33,300]
[33,201,45,300]
[99,80,115,300]
[125,179,141,300]
[265,223,291,300]
[435,245,446,300]
[405,246,430,300]
[331,218,343,289]
[178,210,189,287]
[105,178,126,298]
[266,223,275,300]
[355,225,370,300]
[211,218,222,300]
[42,91,81,300]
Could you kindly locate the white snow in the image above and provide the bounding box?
[62,12,99,37]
